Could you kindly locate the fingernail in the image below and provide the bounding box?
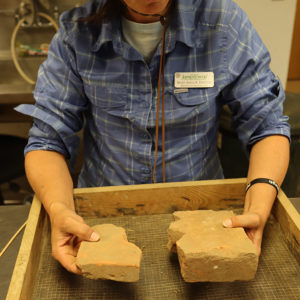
[223,219,233,228]
[90,232,100,241]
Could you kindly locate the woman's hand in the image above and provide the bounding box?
[227,135,290,256]
[49,203,100,274]
[223,212,264,256]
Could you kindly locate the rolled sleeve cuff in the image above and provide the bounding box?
[247,123,291,150]
[23,136,70,158]
[15,104,80,164]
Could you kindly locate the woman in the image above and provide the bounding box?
[16,0,290,274]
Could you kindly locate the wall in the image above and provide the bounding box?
[0,0,87,138]
[3,0,296,88]
[0,0,86,52]
[234,0,297,89]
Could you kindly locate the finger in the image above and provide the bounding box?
[57,252,82,274]
[251,235,262,256]
[74,240,82,253]
[67,236,81,256]
[223,213,260,229]
[245,228,262,256]
[52,244,81,274]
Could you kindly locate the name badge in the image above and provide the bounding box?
[174,72,214,88]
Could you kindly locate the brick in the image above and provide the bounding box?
[167,210,258,282]
[76,224,142,282]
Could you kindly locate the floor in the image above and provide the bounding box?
[0,176,33,205]
[0,204,31,300]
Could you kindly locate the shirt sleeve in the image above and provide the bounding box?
[15,16,88,164]
[221,3,291,153]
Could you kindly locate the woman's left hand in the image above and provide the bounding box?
[222,212,264,256]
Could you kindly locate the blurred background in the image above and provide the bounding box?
[0,0,87,205]
[0,0,299,205]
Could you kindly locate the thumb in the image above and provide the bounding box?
[223,213,260,229]
[67,219,100,242]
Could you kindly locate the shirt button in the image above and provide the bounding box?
[142,167,151,174]
[139,132,148,139]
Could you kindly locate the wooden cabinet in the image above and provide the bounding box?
[288,0,300,80]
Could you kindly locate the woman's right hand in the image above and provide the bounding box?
[49,203,100,274]
[24,151,99,273]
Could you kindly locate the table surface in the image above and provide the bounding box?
[1,198,299,300]
[0,204,30,300]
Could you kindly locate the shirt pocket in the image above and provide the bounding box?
[172,89,207,106]
[168,87,214,112]
[84,80,129,110]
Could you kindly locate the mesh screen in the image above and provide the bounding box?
[32,213,300,300]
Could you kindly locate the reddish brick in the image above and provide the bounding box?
[76,224,142,282]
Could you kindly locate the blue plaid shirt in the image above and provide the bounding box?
[16,0,290,187]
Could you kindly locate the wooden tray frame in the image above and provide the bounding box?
[6,178,300,300]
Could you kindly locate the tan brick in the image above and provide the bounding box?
[168,210,258,282]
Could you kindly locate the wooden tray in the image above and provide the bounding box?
[6,178,300,299]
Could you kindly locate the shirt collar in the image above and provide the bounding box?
[91,18,118,52]
[91,0,203,53]
[171,1,204,49]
